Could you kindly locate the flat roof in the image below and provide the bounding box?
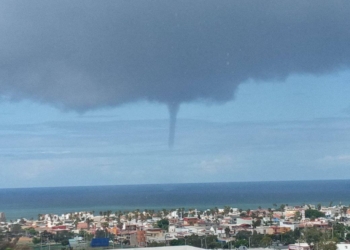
[111,246,205,250]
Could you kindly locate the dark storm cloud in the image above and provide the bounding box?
[1,1,350,146]
[1,0,350,109]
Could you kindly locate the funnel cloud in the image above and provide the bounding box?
[168,102,180,148]
[1,1,350,146]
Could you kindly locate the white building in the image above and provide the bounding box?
[289,243,310,250]
[0,212,6,222]
[279,221,300,231]
[236,217,252,226]
[118,246,205,250]
[337,243,350,250]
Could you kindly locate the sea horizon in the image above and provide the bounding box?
[1,179,349,221]
[1,178,349,190]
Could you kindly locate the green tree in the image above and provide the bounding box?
[236,230,252,241]
[225,227,230,238]
[95,229,107,238]
[341,207,348,221]
[234,239,248,248]
[332,222,346,241]
[224,206,231,215]
[252,219,261,228]
[54,230,74,245]
[303,227,323,246]
[279,230,299,245]
[260,235,272,247]
[157,219,169,231]
[25,227,37,236]
[148,241,166,247]
[250,231,263,247]
[32,237,41,245]
[177,235,219,248]
[280,204,286,212]
[319,241,337,250]
[345,233,350,241]
[10,224,22,234]
[294,211,301,221]
[305,209,325,219]
[170,239,185,246]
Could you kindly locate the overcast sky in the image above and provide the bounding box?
[1,1,350,188]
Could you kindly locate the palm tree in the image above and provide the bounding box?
[140,213,145,222]
[134,211,139,222]
[86,218,93,229]
[246,209,251,216]
[224,206,230,215]
[251,212,257,219]
[225,227,230,238]
[268,211,273,225]
[294,211,301,221]
[210,209,215,216]
[279,204,286,212]
[341,206,347,221]
[162,208,168,217]
[106,210,112,222]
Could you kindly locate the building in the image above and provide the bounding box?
[145,228,165,243]
[337,243,350,250]
[236,217,253,226]
[114,246,205,250]
[183,217,198,226]
[288,243,310,250]
[137,230,146,247]
[269,226,291,234]
[0,212,6,222]
[77,222,89,230]
[279,221,299,231]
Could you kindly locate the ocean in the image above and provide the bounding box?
[0,180,349,220]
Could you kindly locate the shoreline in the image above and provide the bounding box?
[1,201,346,222]
[1,180,349,221]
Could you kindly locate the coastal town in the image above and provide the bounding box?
[1,203,350,250]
